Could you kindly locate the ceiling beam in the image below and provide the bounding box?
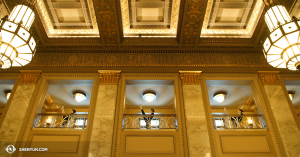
[93,0,121,46]
[178,0,209,46]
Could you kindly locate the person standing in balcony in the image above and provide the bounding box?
[140,104,155,129]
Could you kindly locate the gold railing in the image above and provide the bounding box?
[212,114,267,129]
[123,114,177,129]
[32,114,88,129]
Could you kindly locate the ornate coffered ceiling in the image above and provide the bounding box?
[201,0,264,38]
[0,0,298,48]
[35,0,99,37]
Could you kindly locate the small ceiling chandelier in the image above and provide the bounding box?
[288,91,295,100]
[143,92,156,102]
[0,1,37,69]
[213,92,226,103]
[263,1,300,71]
[5,91,11,100]
[73,91,86,102]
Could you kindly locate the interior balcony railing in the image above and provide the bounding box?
[123,114,177,129]
[212,114,267,129]
[32,114,88,129]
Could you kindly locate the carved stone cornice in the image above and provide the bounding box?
[179,71,202,85]
[180,0,207,45]
[258,71,281,85]
[18,70,42,85]
[98,70,121,85]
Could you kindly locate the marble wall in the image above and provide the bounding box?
[0,84,35,157]
[264,85,300,157]
[89,85,118,157]
[182,85,211,157]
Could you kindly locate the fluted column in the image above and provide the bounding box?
[88,70,121,157]
[179,71,211,157]
[258,71,300,157]
[0,70,42,156]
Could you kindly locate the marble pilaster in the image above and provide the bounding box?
[180,71,211,157]
[0,75,39,156]
[89,71,120,157]
[263,85,300,157]
[258,72,300,157]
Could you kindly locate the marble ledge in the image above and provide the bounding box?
[32,128,86,132]
[123,129,177,132]
[215,129,268,132]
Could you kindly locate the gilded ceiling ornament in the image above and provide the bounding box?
[181,0,205,44]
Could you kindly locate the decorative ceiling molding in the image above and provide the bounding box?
[98,70,121,85]
[120,0,180,36]
[201,0,264,38]
[180,0,208,45]
[35,0,99,37]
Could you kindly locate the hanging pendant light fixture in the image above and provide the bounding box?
[263,0,300,71]
[0,1,37,69]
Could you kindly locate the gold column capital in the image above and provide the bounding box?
[257,71,281,85]
[179,71,202,85]
[98,70,121,85]
[18,70,42,84]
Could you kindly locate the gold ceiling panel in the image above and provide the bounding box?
[201,0,264,38]
[120,0,180,37]
[35,0,99,37]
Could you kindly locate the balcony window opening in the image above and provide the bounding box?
[32,80,93,129]
[207,80,268,130]
[284,80,300,121]
[123,80,177,129]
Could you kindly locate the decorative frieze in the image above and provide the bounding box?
[29,52,268,67]
[18,70,42,84]
[179,71,202,85]
[258,71,281,85]
[98,70,121,85]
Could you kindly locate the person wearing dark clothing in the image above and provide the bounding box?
[140,104,155,128]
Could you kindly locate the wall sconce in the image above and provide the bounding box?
[73,91,86,102]
[143,91,156,102]
[288,91,295,100]
[213,92,226,103]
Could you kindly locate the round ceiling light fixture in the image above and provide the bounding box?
[288,91,295,100]
[73,91,86,102]
[213,92,226,103]
[143,91,156,102]
[5,91,11,100]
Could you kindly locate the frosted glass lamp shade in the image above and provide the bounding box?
[0,4,36,69]
[73,92,86,102]
[143,93,156,102]
[263,5,300,71]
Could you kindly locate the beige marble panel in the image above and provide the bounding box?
[0,84,35,157]
[264,85,300,157]
[182,85,211,157]
[89,85,118,157]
